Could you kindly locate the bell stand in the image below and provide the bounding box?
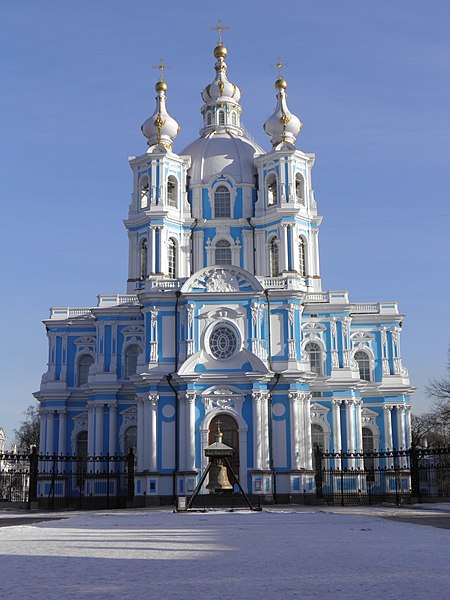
[183,456,261,511]
[180,422,262,511]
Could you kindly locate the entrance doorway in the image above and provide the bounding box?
[209,414,240,483]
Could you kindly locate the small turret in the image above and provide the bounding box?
[263,62,302,149]
[141,62,180,152]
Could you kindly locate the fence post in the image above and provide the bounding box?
[409,446,420,501]
[28,447,38,504]
[314,446,323,501]
[127,449,135,501]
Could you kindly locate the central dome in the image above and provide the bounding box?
[181,131,264,185]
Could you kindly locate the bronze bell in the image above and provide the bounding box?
[206,459,233,493]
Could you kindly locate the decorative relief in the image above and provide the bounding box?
[205,269,239,292]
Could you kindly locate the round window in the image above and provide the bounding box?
[209,323,239,360]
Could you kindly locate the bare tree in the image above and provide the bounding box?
[13,404,40,452]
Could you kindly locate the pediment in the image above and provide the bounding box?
[181,266,263,294]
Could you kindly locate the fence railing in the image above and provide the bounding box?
[315,447,450,506]
[0,448,135,509]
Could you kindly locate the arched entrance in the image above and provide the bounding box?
[209,414,240,484]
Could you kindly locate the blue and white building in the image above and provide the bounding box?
[35,40,414,503]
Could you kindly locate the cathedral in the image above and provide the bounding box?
[35,36,414,503]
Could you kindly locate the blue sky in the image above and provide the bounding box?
[1,0,449,445]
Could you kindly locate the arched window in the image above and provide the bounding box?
[140,239,148,280]
[311,424,325,468]
[206,112,212,125]
[167,237,177,278]
[218,110,225,126]
[231,112,237,126]
[124,344,140,379]
[124,425,137,456]
[270,237,280,276]
[298,237,306,278]
[167,176,178,208]
[77,354,94,386]
[305,342,323,376]
[76,431,88,480]
[355,350,371,381]
[295,173,305,204]
[214,185,231,218]
[362,427,375,470]
[139,175,149,209]
[267,173,278,206]
[215,240,232,265]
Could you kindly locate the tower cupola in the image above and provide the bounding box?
[141,63,180,152]
[200,28,243,135]
[263,65,302,149]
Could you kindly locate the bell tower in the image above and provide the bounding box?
[124,64,192,293]
[252,63,322,291]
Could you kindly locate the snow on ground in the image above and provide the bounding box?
[1,507,449,599]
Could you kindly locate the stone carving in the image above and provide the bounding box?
[205,269,239,292]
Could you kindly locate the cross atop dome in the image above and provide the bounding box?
[153,58,171,82]
[210,19,230,45]
[271,57,288,79]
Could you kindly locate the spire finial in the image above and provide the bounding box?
[153,58,171,82]
[271,57,288,79]
[210,19,230,45]
[271,57,289,90]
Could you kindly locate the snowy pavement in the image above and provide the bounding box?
[1,506,449,599]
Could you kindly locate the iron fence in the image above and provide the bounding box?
[0,449,134,509]
[315,447,450,506]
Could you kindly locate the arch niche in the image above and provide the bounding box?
[208,414,240,484]
[200,387,248,491]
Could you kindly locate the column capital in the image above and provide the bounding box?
[147,392,159,406]
[183,390,197,404]
[252,390,269,402]
[331,398,342,406]
[57,408,67,416]
[383,405,393,413]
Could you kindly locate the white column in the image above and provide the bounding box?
[45,411,54,455]
[383,406,393,450]
[39,410,46,454]
[95,405,104,456]
[136,396,145,471]
[261,392,270,470]
[108,403,117,456]
[280,223,289,272]
[303,394,313,470]
[345,399,356,453]
[405,406,412,448]
[147,226,154,274]
[57,410,66,455]
[185,391,196,472]
[252,391,263,470]
[289,392,301,470]
[149,393,159,471]
[242,229,253,273]
[355,400,363,468]
[331,399,342,468]
[397,405,406,450]
[255,231,265,275]
[87,403,95,456]
[194,230,204,271]
[178,394,186,471]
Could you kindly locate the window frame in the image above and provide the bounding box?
[139,175,149,210]
[266,173,278,207]
[305,341,324,376]
[213,185,231,218]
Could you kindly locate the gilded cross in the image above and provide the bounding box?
[152,58,171,81]
[271,57,288,78]
[210,19,230,45]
